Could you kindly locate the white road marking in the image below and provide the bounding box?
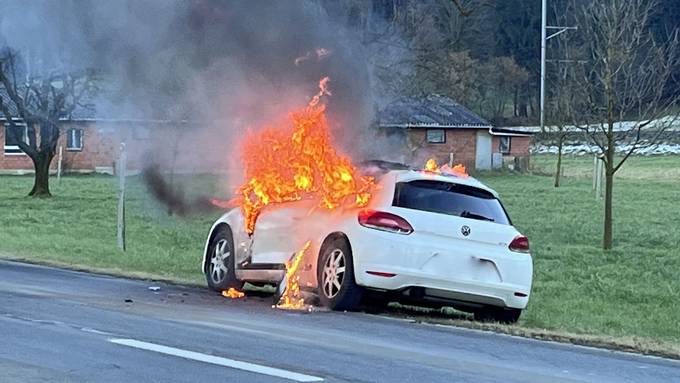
[108,338,323,382]
[80,327,113,335]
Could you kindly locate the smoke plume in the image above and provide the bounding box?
[0,1,411,213]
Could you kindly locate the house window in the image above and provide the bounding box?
[4,124,28,155]
[499,136,511,154]
[67,128,83,151]
[426,129,446,143]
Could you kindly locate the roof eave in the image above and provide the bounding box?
[379,123,493,129]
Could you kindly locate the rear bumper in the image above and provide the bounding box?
[349,228,533,310]
[359,268,530,309]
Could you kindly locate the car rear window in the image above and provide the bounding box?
[392,180,511,225]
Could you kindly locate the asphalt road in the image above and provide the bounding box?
[1,260,678,383]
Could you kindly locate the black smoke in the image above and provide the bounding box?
[0,1,397,215]
[0,1,373,128]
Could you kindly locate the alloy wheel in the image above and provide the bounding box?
[210,239,230,284]
[322,248,346,298]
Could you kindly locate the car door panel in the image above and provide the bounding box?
[250,200,317,264]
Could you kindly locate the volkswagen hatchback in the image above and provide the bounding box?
[202,164,533,323]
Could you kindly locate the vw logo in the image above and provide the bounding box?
[461,225,471,236]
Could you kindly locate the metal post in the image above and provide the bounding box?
[541,0,577,133]
[599,160,605,199]
[593,155,597,190]
[595,159,600,199]
[117,143,127,251]
[57,146,63,185]
[540,0,547,132]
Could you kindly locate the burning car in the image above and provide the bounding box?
[201,77,531,322]
[202,161,533,323]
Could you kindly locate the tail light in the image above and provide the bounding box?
[509,235,530,253]
[358,210,413,235]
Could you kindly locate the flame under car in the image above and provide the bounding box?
[202,166,533,323]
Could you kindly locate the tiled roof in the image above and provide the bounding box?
[379,94,491,129]
[0,88,97,120]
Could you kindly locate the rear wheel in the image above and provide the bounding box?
[317,237,363,311]
[206,226,243,292]
[474,306,521,324]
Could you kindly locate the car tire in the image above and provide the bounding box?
[317,237,363,311]
[205,226,243,292]
[474,306,521,324]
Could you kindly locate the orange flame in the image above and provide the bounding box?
[234,77,374,234]
[276,240,310,310]
[424,158,469,178]
[424,158,440,173]
[450,164,468,176]
[222,288,245,299]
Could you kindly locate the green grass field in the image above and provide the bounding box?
[1,155,679,351]
[478,157,680,344]
[0,174,221,284]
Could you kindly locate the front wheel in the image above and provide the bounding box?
[317,237,363,311]
[205,227,243,292]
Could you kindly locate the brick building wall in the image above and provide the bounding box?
[397,128,531,171]
[491,135,531,157]
[0,122,137,174]
[1,120,233,175]
[491,134,532,171]
[405,128,479,170]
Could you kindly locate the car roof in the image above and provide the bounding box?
[389,169,500,198]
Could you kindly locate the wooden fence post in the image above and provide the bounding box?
[117,143,127,251]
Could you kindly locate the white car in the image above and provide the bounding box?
[202,162,533,323]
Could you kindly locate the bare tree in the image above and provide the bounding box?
[571,0,680,249]
[0,50,97,197]
[547,61,578,188]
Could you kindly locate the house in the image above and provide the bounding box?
[0,116,229,175]
[1,115,155,175]
[0,88,229,175]
[378,94,532,171]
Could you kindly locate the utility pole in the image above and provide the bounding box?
[540,0,577,132]
[540,0,547,132]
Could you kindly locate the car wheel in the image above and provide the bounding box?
[317,237,363,311]
[206,226,243,292]
[474,306,521,324]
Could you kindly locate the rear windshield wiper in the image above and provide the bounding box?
[460,210,495,222]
